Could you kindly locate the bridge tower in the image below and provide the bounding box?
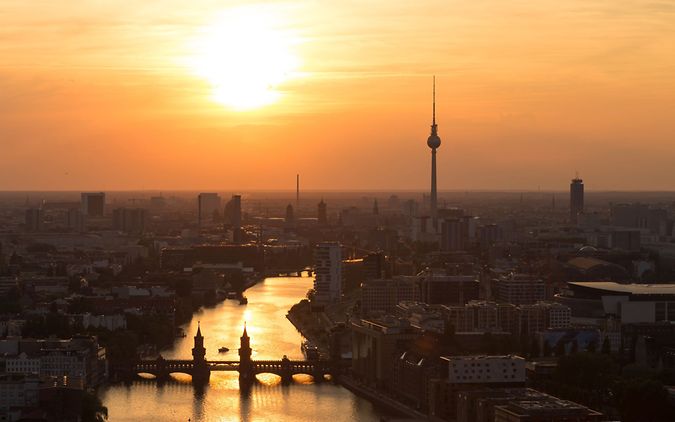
[238,324,253,385]
[191,322,210,383]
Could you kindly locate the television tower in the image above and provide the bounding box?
[427,76,441,228]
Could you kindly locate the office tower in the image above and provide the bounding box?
[112,208,147,234]
[24,208,43,232]
[426,77,441,229]
[570,177,584,224]
[317,199,327,225]
[81,192,105,217]
[229,195,243,243]
[313,242,342,305]
[296,174,300,209]
[197,193,221,227]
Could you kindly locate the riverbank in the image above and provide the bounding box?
[338,375,429,421]
[286,299,330,354]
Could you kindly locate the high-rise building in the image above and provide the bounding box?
[225,195,243,243]
[570,177,584,224]
[24,208,43,232]
[112,208,147,234]
[197,193,221,227]
[426,77,441,229]
[313,242,342,305]
[81,192,105,217]
[317,199,327,226]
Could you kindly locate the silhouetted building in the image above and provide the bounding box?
[361,277,420,315]
[25,208,43,232]
[197,193,221,227]
[66,208,85,232]
[226,195,243,242]
[317,199,327,225]
[494,274,546,305]
[420,274,479,305]
[112,207,146,234]
[81,192,105,217]
[313,242,342,305]
[570,177,584,224]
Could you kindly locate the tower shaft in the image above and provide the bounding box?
[431,148,438,226]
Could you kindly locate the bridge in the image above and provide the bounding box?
[128,324,332,385]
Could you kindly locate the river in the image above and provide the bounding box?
[100,276,386,421]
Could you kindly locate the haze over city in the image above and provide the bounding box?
[2,0,675,191]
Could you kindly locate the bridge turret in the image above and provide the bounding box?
[192,321,206,363]
[239,324,252,364]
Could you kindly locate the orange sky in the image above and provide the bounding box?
[1,1,674,191]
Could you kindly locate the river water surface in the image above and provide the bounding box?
[100,276,385,421]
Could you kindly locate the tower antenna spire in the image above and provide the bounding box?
[433,75,436,126]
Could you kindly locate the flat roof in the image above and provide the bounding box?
[569,282,675,295]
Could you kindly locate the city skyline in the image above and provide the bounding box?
[2,1,675,191]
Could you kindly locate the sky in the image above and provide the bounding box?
[1,0,674,191]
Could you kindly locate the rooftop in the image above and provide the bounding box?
[569,281,675,295]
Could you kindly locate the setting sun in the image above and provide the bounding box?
[187,6,301,111]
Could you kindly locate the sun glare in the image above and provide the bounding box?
[188,6,301,111]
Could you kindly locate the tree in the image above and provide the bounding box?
[570,339,579,354]
[554,340,566,357]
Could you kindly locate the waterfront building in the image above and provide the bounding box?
[4,336,107,388]
[313,242,342,305]
[351,317,418,389]
[429,355,526,420]
[361,276,420,315]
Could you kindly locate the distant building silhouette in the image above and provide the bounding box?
[317,199,327,226]
[81,192,105,217]
[25,208,42,232]
[227,195,243,243]
[197,193,221,227]
[112,208,146,234]
[570,177,584,224]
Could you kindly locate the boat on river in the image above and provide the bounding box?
[218,346,229,353]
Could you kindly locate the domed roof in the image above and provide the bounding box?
[427,134,441,149]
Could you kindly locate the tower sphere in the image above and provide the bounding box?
[427,134,441,149]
